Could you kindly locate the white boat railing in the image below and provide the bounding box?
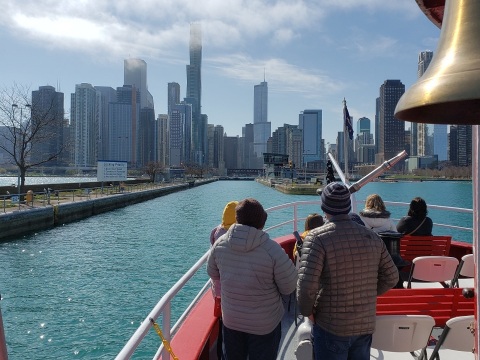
[115,200,317,359]
[115,199,473,359]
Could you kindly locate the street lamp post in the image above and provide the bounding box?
[11,103,31,208]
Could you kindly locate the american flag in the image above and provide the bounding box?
[344,103,353,140]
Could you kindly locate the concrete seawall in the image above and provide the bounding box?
[0,180,215,241]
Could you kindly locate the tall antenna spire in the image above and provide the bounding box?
[264,67,266,82]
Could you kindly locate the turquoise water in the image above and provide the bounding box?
[0,180,473,359]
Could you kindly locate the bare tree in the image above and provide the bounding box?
[0,84,66,197]
[144,162,165,182]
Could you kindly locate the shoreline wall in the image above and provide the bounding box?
[0,179,215,241]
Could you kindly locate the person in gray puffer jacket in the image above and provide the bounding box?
[297,183,398,360]
[207,198,297,360]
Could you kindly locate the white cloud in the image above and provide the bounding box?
[208,53,344,97]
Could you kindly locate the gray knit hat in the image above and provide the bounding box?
[321,182,351,215]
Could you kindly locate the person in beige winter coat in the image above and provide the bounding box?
[359,194,396,233]
[297,183,398,360]
[207,198,297,360]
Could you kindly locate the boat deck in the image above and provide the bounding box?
[278,294,474,360]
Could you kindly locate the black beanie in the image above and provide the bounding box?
[235,198,268,229]
[321,182,351,215]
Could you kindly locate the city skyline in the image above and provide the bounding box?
[1,1,441,146]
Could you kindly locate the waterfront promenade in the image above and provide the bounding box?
[0,178,216,240]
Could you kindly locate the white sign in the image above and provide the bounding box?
[97,161,128,182]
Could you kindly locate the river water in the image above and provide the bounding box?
[0,179,473,359]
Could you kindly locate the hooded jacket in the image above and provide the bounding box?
[359,209,396,233]
[297,214,398,336]
[207,224,297,335]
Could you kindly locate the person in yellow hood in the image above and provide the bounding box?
[209,201,238,297]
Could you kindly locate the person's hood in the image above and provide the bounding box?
[221,201,238,230]
[226,223,269,252]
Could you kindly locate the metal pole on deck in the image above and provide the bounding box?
[472,125,479,357]
[343,99,349,181]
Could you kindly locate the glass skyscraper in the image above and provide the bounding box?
[378,80,405,165]
[253,81,270,158]
[299,110,323,165]
[124,58,154,110]
[413,51,434,156]
[31,85,65,166]
[186,23,206,164]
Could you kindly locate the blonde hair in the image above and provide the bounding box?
[364,194,387,212]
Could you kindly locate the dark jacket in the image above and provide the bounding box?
[396,216,433,236]
[296,214,398,336]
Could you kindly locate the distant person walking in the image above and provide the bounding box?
[396,197,433,236]
[297,182,398,359]
[359,194,396,233]
[207,198,297,360]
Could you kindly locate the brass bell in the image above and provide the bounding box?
[395,0,480,124]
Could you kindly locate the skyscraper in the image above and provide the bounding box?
[378,80,405,165]
[253,80,270,161]
[413,51,434,156]
[167,82,181,116]
[375,97,380,155]
[242,123,256,168]
[433,124,448,161]
[213,125,225,172]
[124,58,154,110]
[186,23,206,164]
[356,117,374,163]
[156,114,169,167]
[95,86,116,161]
[449,125,472,166]
[357,117,370,135]
[107,85,140,165]
[31,85,65,166]
[299,110,322,166]
[169,103,192,166]
[71,83,100,168]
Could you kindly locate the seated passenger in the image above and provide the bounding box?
[396,197,433,236]
[359,194,396,233]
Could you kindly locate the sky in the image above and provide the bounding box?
[0,0,441,146]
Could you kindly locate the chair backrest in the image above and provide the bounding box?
[459,254,475,277]
[428,315,475,359]
[372,315,435,352]
[400,235,452,263]
[451,254,474,288]
[407,256,459,288]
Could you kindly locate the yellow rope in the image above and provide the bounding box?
[149,318,179,360]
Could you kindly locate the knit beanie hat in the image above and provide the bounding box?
[321,182,351,215]
[221,201,238,230]
[235,198,268,229]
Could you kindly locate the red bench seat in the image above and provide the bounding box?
[377,287,474,327]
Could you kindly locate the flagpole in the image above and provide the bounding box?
[343,98,349,181]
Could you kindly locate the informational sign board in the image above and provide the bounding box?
[97,161,128,182]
